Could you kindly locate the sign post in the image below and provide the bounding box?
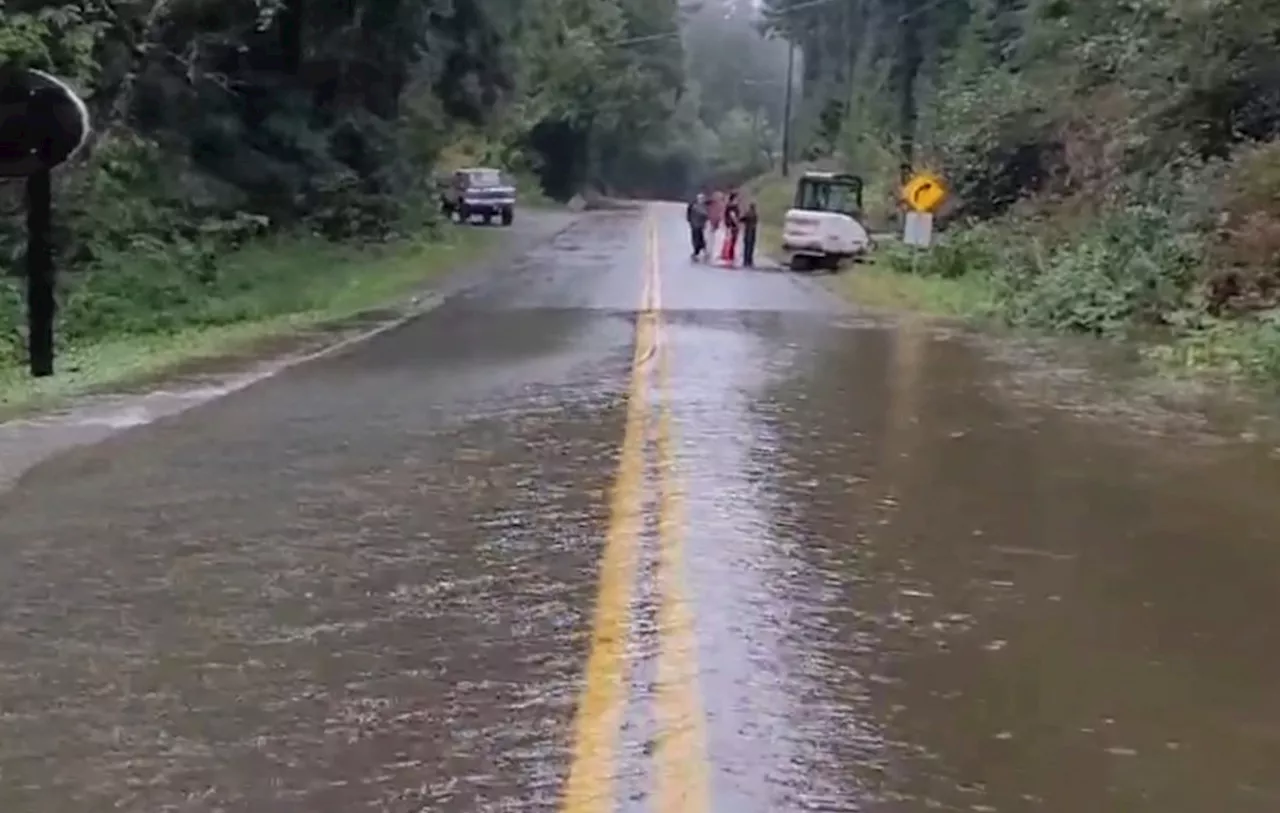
[899,171,947,250]
[0,66,91,377]
[903,211,933,248]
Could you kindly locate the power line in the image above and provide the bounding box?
[607,0,953,48]
[760,0,956,27]
[607,0,838,47]
[609,30,682,47]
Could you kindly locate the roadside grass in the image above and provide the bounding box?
[827,257,997,319]
[745,171,797,230]
[742,153,1280,392]
[0,224,500,415]
[513,173,560,210]
[744,168,992,318]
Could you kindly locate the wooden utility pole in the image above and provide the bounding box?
[898,0,923,185]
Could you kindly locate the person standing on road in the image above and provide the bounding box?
[708,189,725,233]
[686,192,709,261]
[741,197,759,268]
[707,189,725,258]
[719,190,741,266]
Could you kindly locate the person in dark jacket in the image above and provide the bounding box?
[686,192,709,260]
[741,198,759,268]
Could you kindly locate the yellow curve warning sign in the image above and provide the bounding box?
[901,172,947,214]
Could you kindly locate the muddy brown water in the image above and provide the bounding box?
[0,204,1277,811]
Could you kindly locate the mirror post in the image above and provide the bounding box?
[25,163,54,376]
[1,65,90,377]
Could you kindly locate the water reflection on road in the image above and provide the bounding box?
[0,204,1279,811]
[727,310,1280,811]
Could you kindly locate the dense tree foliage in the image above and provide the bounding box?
[6,0,1278,379]
[0,0,801,370]
[0,0,689,236]
[0,0,740,363]
[761,0,1280,368]
[762,0,1279,200]
[680,0,791,186]
[0,0,792,247]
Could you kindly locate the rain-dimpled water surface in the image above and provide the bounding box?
[1,203,1279,812]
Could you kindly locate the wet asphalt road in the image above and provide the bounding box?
[3,203,1280,811]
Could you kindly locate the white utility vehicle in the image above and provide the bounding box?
[780,171,871,271]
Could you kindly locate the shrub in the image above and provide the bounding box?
[881,222,1004,281]
[1202,141,1280,314]
[987,202,1203,336]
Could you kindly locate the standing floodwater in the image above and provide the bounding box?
[666,311,1280,812]
[0,204,1277,812]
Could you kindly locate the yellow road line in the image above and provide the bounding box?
[648,211,712,813]
[558,212,658,813]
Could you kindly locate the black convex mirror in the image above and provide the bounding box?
[0,66,91,377]
[0,67,89,177]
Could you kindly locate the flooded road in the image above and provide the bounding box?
[2,203,1280,811]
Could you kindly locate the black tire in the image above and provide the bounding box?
[501,207,514,226]
[788,254,812,272]
[458,204,471,224]
[483,212,493,225]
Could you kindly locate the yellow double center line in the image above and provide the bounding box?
[649,215,711,813]
[559,208,710,813]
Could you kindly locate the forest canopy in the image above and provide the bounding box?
[4,0,1279,380]
[0,0,790,249]
[759,0,1280,360]
[0,0,800,368]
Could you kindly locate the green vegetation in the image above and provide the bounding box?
[748,168,994,316]
[0,225,496,412]
[759,0,1280,385]
[833,251,997,318]
[680,1,791,188]
[0,0,796,398]
[743,171,795,261]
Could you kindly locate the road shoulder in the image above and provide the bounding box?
[0,209,582,491]
[0,210,581,421]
